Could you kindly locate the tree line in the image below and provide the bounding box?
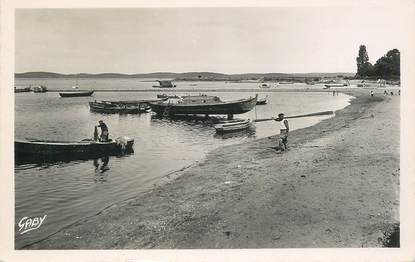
[356,45,400,80]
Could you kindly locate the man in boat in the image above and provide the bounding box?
[96,120,109,142]
[272,113,289,152]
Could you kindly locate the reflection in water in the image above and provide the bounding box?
[93,156,110,183]
[93,156,110,173]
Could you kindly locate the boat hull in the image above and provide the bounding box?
[15,138,134,164]
[14,87,31,93]
[59,90,94,97]
[214,119,252,133]
[89,101,151,114]
[149,95,257,116]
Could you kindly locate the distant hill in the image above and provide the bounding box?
[15,71,355,80]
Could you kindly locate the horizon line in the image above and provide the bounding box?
[15,71,356,75]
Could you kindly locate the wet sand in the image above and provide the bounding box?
[26,88,400,249]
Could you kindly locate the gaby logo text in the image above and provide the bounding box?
[18,215,47,235]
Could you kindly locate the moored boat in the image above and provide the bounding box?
[152,80,176,88]
[324,83,348,88]
[149,94,258,117]
[59,90,94,97]
[32,85,48,93]
[89,101,150,114]
[259,83,271,88]
[14,86,31,93]
[15,137,134,163]
[214,119,252,133]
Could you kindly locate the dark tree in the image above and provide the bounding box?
[374,49,400,79]
[356,45,374,77]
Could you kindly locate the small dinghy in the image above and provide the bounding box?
[259,83,271,88]
[214,119,252,133]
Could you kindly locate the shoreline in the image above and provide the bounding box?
[16,87,400,93]
[24,88,400,249]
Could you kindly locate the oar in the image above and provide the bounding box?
[253,110,334,123]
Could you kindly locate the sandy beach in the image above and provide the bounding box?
[25,88,400,249]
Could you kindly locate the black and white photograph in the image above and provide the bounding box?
[1,1,415,261]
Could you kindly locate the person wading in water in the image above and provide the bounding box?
[96,120,109,142]
[272,113,289,152]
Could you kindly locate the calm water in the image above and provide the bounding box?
[14,78,351,248]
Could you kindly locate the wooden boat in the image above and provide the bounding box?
[214,119,252,133]
[152,80,176,88]
[89,101,150,114]
[15,137,134,163]
[149,94,258,117]
[59,90,94,97]
[14,86,31,93]
[256,96,268,105]
[32,85,48,93]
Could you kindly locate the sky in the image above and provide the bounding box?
[15,7,407,74]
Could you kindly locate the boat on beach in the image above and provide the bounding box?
[89,100,151,114]
[59,90,94,97]
[149,94,258,117]
[15,137,134,163]
[214,119,252,133]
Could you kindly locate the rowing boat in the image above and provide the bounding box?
[214,119,252,133]
[15,137,134,163]
[14,86,31,93]
[259,83,271,88]
[59,90,94,97]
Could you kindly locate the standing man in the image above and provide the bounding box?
[97,120,109,142]
[273,113,289,152]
